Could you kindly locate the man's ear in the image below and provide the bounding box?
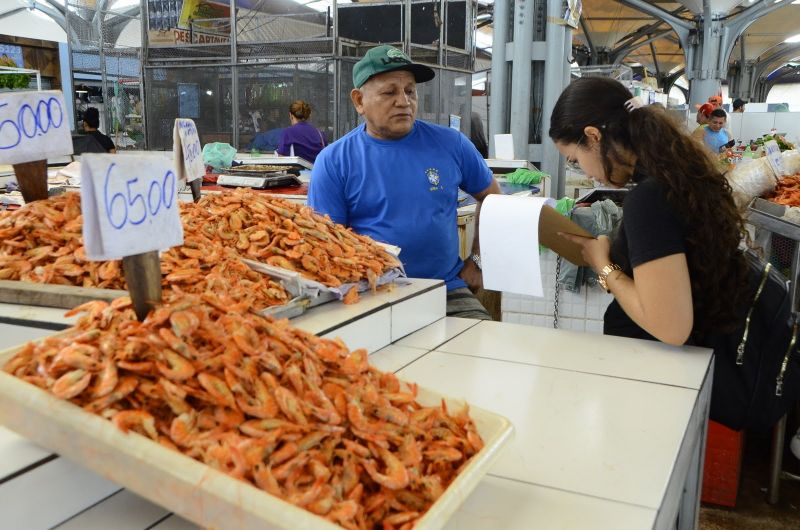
[350,89,364,115]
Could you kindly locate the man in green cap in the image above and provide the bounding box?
[309,45,500,320]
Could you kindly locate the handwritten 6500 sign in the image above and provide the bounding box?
[103,162,176,229]
[0,90,73,165]
[81,154,184,261]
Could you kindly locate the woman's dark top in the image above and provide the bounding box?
[604,170,687,341]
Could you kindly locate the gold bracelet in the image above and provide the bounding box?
[597,263,622,292]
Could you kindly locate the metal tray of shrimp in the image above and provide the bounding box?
[747,197,800,241]
[0,338,515,530]
[243,259,405,320]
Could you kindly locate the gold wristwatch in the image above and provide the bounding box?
[597,263,622,292]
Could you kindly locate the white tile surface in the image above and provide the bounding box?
[395,317,479,350]
[54,489,170,530]
[370,344,430,373]
[0,426,52,480]
[391,285,446,341]
[0,323,57,350]
[321,308,391,354]
[0,304,76,326]
[443,475,656,530]
[437,320,713,389]
[150,515,198,530]
[398,351,697,508]
[0,457,120,530]
[292,278,443,336]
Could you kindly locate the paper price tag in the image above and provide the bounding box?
[0,90,73,164]
[173,118,204,182]
[80,154,184,260]
[763,140,785,178]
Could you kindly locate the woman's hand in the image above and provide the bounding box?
[557,233,612,273]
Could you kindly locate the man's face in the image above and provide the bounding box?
[351,70,418,140]
[709,116,726,132]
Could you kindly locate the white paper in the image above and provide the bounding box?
[494,134,515,160]
[764,140,785,177]
[479,194,556,297]
[172,118,205,182]
[0,90,73,165]
[81,153,184,261]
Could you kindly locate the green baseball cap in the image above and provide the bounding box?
[352,45,436,89]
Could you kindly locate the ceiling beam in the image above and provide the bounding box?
[612,28,673,63]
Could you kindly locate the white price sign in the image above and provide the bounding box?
[764,140,786,178]
[0,90,73,164]
[80,154,184,260]
[173,118,204,182]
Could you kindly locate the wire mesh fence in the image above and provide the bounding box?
[67,0,144,150]
[137,0,475,149]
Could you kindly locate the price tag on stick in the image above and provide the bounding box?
[0,90,73,202]
[81,154,184,260]
[763,140,786,179]
[81,154,184,320]
[173,118,204,202]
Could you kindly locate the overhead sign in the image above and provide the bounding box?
[0,90,73,165]
[81,154,184,261]
[173,118,204,183]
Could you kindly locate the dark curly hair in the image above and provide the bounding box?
[549,77,748,335]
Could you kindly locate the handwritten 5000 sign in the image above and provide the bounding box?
[0,96,63,150]
[177,119,201,164]
[0,91,72,165]
[103,162,176,229]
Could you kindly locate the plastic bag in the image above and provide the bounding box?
[726,157,776,210]
[202,142,237,172]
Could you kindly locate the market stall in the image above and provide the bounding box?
[0,306,713,530]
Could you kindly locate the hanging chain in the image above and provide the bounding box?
[553,253,562,329]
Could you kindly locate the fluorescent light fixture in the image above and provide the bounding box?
[786,33,800,43]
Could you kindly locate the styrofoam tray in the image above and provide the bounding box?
[0,338,514,530]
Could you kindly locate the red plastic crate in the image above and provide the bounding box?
[701,420,744,507]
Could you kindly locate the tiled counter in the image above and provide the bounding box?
[502,249,614,333]
[0,315,712,529]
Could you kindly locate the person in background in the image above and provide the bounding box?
[553,77,748,347]
[82,107,116,153]
[249,117,283,153]
[693,102,714,132]
[707,95,723,109]
[701,109,732,153]
[469,111,489,158]
[309,45,501,320]
[733,98,746,113]
[277,100,326,163]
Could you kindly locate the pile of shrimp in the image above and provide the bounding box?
[0,193,290,309]
[3,294,483,529]
[767,174,800,207]
[183,189,402,289]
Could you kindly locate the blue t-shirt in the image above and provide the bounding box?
[309,121,492,290]
[704,127,730,153]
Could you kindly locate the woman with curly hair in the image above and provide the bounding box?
[554,78,749,346]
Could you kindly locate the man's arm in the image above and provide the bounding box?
[459,178,501,290]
